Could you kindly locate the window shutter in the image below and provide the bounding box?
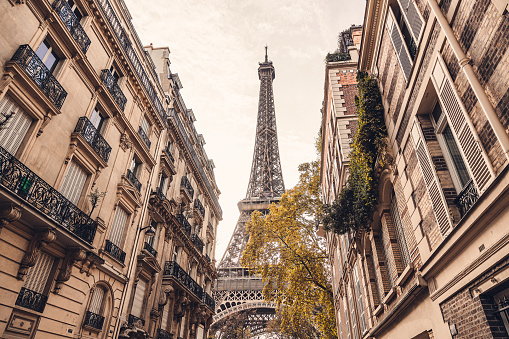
[411,121,453,236]
[60,161,87,205]
[161,302,170,330]
[390,196,410,267]
[141,117,149,135]
[109,207,128,246]
[131,279,146,317]
[387,8,413,81]
[432,56,494,191]
[0,95,32,155]
[89,287,105,314]
[23,252,54,294]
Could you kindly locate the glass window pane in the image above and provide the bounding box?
[36,40,50,61]
[443,125,470,188]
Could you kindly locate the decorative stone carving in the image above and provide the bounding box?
[17,229,56,280]
[119,132,132,151]
[54,249,86,293]
[0,203,22,232]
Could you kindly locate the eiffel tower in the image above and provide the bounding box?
[212,47,285,336]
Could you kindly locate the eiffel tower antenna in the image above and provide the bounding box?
[212,48,285,335]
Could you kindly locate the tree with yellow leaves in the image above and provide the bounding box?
[241,161,336,339]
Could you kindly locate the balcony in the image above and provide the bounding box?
[0,145,97,244]
[52,0,91,54]
[143,241,157,257]
[191,234,204,253]
[156,329,173,339]
[180,176,194,200]
[100,69,127,111]
[15,287,48,313]
[202,292,215,311]
[176,214,192,236]
[97,0,166,121]
[104,240,126,263]
[74,116,111,163]
[194,198,205,218]
[163,261,203,299]
[455,179,479,218]
[10,45,67,110]
[138,126,151,149]
[126,169,142,191]
[83,311,105,330]
[128,314,145,326]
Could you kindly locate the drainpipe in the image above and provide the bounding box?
[427,0,509,158]
[112,127,165,339]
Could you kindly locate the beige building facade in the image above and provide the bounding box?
[0,0,221,338]
[321,1,509,338]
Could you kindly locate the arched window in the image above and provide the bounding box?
[84,285,108,331]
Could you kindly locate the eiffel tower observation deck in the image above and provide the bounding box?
[212,47,285,336]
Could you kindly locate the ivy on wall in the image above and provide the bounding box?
[323,72,387,234]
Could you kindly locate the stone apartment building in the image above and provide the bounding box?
[0,0,221,338]
[321,1,509,338]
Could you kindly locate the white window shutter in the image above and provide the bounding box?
[0,95,32,155]
[432,56,494,191]
[411,121,453,236]
[23,251,54,293]
[131,279,146,317]
[109,207,128,246]
[60,161,87,205]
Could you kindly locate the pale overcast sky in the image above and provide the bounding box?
[123,0,366,262]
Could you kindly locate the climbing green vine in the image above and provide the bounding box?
[323,72,387,234]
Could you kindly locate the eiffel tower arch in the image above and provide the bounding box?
[212,48,285,337]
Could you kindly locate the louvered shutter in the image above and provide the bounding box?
[411,121,453,236]
[0,95,32,155]
[387,7,413,81]
[161,302,169,330]
[397,0,424,42]
[23,251,54,293]
[60,161,87,205]
[431,56,494,192]
[131,279,146,317]
[141,117,149,135]
[109,207,128,246]
[89,287,105,314]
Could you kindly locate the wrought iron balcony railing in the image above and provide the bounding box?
[176,214,192,236]
[11,45,67,110]
[138,126,151,149]
[180,176,194,199]
[455,179,479,217]
[163,261,203,299]
[104,240,126,263]
[156,329,173,339]
[100,69,127,111]
[202,292,215,311]
[83,311,105,330]
[74,116,111,163]
[126,169,142,191]
[97,0,165,121]
[52,0,91,54]
[128,314,145,326]
[144,241,157,257]
[194,198,205,217]
[164,145,175,163]
[156,186,166,201]
[15,287,48,313]
[191,234,204,253]
[0,146,97,243]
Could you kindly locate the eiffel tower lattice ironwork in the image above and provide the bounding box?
[212,47,285,336]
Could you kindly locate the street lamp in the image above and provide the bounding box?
[140,225,156,237]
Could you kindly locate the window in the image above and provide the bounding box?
[348,285,358,339]
[108,207,128,248]
[172,246,180,263]
[131,279,147,318]
[431,101,471,193]
[129,157,141,177]
[60,160,88,205]
[343,296,351,339]
[390,190,411,268]
[90,107,106,133]
[353,264,367,333]
[88,286,105,315]
[36,39,60,73]
[16,251,55,312]
[158,173,169,193]
[391,4,417,61]
[109,65,120,83]
[0,95,32,155]
[146,220,158,248]
[66,0,83,22]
